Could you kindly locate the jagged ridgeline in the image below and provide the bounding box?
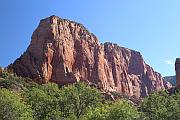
[10,15,171,98]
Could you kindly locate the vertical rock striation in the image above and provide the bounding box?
[11,15,169,97]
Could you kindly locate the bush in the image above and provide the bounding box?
[0,76,37,92]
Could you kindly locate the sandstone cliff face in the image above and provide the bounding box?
[12,15,168,97]
[175,58,180,89]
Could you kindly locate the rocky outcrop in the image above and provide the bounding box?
[163,76,176,86]
[11,15,169,97]
[175,58,180,89]
[0,67,4,77]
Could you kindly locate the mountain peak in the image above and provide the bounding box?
[11,15,170,98]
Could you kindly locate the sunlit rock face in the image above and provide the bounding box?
[11,15,168,97]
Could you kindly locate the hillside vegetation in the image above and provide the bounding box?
[0,70,180,120]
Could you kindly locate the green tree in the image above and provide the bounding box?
[140,91,180,120]
[0,88,33,120]
[44,110,62,120]
[60,82,102,119]
[82,103,109,120]
[38,83,61,98]
[171,91,180,119]
[106,100,139,120]
[24,87,59,120]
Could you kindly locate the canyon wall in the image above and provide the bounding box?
[175,58,180,89]
[11,16,169,97]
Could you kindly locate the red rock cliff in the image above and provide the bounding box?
[175,58,180,89]
[12,15,168,97]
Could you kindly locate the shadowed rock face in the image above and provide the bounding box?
[11,15,169,97]
[175,58,180,89]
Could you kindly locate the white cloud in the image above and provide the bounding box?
[165,60,174,65]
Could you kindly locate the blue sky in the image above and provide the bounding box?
[0,0,180,76]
